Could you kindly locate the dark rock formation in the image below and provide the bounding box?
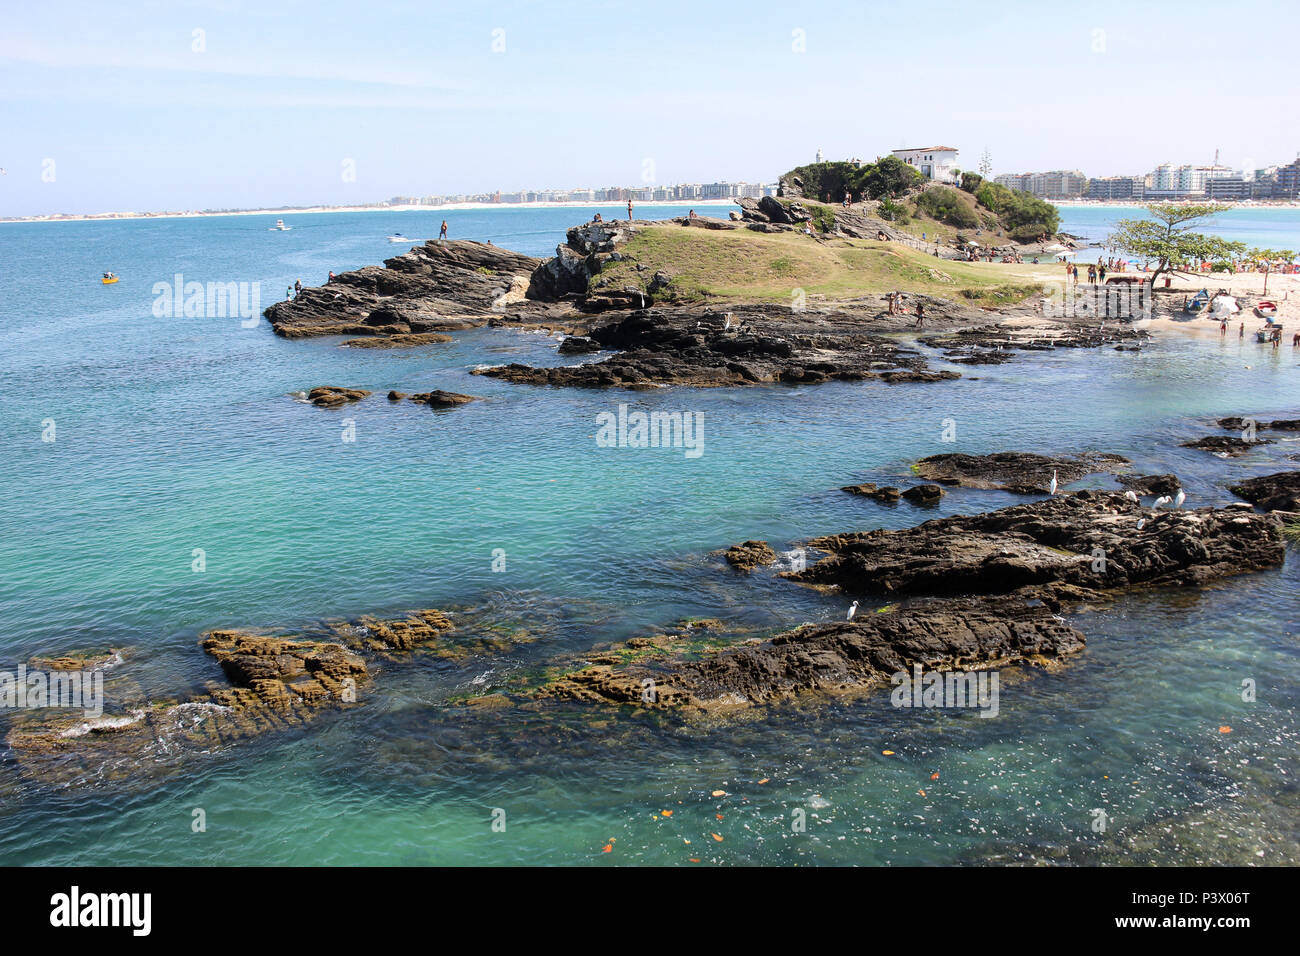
[914,451,1130,493]
[264,240,542,339]
[842,483,901,502]
[920,324,1148,363]
[535,596,1084,713]
[787,492,1283,597]
[307,386,370,407]
[1117,473,1182,497]
[1229,471,1300,512]
[475,307,958,389]
[724,540,778,571]
[902,483,945,505]
[406,389,479,408]
[1217,416,1300,432]
[557,335,601,354]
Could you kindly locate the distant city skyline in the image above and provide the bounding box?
[3,0,1298,218]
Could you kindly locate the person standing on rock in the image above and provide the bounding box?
[439,220,448,240]
[294,279,302,295]
[627,199,634,221]
[914,301,926,328]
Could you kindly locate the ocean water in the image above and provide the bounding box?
[0,204,1297,866]
[1058,204,1300,258]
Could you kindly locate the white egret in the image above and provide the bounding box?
[847,600,859,621]
[1153,495,1172,509]
[1049,470,1058,495]
[1123,490,1138,502]
[1174,489,1186,509]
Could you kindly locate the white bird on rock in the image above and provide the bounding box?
[1174,489,1186,509]
[1049,470,1058,495]
[1123,490,1138,502]
[1153,495,1172,509]
[847,600,859,621]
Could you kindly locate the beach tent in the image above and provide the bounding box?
[1043,243,1067,253]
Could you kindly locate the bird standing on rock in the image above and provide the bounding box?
[1153,495,1172,509]
[847,600,859,621]
[1049,470,1058,495]
[1174,489,1186,509]
[1123,490,1139,502]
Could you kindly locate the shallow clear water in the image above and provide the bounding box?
[0,205,1297,865]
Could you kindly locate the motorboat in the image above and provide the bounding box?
[1254,300,1278,319]
[101,272,118,284]
[387,233,409,243]
[269,219,292,231]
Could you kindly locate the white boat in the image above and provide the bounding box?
[269,219,292,231]
[387,234,408,243]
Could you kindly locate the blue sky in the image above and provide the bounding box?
[3,0,1297,216]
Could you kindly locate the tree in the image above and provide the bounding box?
[1107,203,1244,291]
[1245,247,1297,295]
[863,156,924,200]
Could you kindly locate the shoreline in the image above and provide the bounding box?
[0,198,741,226]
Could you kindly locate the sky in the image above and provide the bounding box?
[2,0,1298,217]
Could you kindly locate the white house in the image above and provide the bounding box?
[891,147,960,184]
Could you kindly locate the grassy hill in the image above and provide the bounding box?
[594,224,1045,308]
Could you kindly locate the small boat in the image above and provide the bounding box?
[1254,300,1278,319]
[101,273,118,284]
[387,234,408,243]
[269,219,292,231]
[1184,289,1210,316]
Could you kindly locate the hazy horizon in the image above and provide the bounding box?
[3,0,1298,218]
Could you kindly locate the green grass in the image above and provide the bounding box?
[597,224,1046,308]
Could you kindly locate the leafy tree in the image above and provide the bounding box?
[862,156,924,200]
[1108,204,1244,290]
[974,181,1060,236]
[915,187,978,228]
[1244,247,1297,295]
[960,172,983,193]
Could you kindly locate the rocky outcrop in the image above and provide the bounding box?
[1217,417,1300,432]
[535,596,1084,713]
[6,608,469,788]
[1117,473,1182,497]
[786,492,1283,597]
[902,483,945,505]
[1229,471,1300,512]
[914,451,1130,493]
[474,307,958,389]
[406,389,479,408]
[724,540,778,571]
[307,386,370,407]
[842,483,901,502]
[264,240,543,339]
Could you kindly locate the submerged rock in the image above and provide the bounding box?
[842,483,901,502]
[1181,435,1273,456]
[341,332,453,348]
[1117,473,1182,497]
[901,483,945,505]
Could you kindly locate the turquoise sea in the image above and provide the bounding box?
[0,203,1297,865]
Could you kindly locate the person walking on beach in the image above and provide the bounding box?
[1239,321,1244,339]
[1088,264,1097,284]
[1292,331,1299,347]
[439,220,448,240]
[1220,317,1227,336]
[914,301,926,328]
[1098,263,1107,283]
